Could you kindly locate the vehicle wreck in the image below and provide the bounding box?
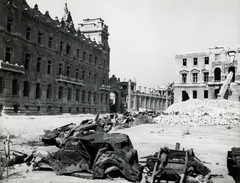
[26,132,143,182]
[141,146,214,183]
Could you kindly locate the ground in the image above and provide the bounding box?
[0,114,240,183]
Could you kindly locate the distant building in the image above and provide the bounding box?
[109,75,174,113]
[173,46,240,103]
[0,0,110,115]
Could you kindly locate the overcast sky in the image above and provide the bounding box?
[26,0,240,89]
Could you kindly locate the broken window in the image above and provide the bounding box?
[182,74,187,83]
[23,81,29,97]
[67,66,70,77]
[182,58,187,66]
[82,90,85,103]
[204,72,209,82]
[37,57,41,72]
[60,41,63,52]
[182,91,189,101]
[193,57,198,65]
[47,84,51,99]
[47,60,51,75]
[24,53,30,69]
[193,90,197,99]
[36,83,41,99]
[48,36,53,48]
[38,32,43,45]
[5,47,12,62]
[12,79,18,95]
[192,73,198,83]
[26,27,31,40]
[7,18,13,32]
[0,77,3,93]
[204,90,208,98]
[214,68,221,81]
[58,86,63,99]
[204,57,209,64]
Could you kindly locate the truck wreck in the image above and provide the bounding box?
[26,132,143,182]
[141,146,213,183]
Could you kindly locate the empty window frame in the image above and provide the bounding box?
[77,49,80,58]
[12,79,18,95]
[58,63,63,75]
[193,90,197,99]
[82,70,85,81]
[67,88,72,101]
[66,44,71,55]
[7,18,13,32]
[67,66,70,77]
[192,73,198,83]
[88,72,91,83]
[94,92,97,103]
[204,57,209,64]
[24,53,30,69]
[193,57,198,65]
[47,84,51,99]
[83,52,86,61]
[76,68,79,79]
[60,41,63,52]
[58,86,63,99]
[204,72,209,82]
[204,90,208,99]
[48,36,53,48]
[182,74,187,83]
[76,89,80,102]
[37,57,41,72]
[94,74,97,84]
[23,81,29,97]
[47,60,51,74]
[182,58,187,66]
[82,90,85,103]
[89,54,92,63]
[88,91,91,103]
[36,83,41,99]
[0,77,3,93]
[5,47,12,62]
[38,32,43,45]
[94,57,98,65]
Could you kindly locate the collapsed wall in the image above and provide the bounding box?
[155,99,240,126]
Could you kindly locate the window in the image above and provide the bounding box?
[88,91,91,103]
[83,52,86,61]
[192,73,198,83]
[5,47,12,62]
[76,68,79,79]
[94,74,97,84]
[89,72,91,83]
[37,57,41,72]
[36,83,40,99]
[7,18,13,32]
[101,93,103,103]
[68,88,72,101]
[48,36,53,48]
[47,60,51,74]
[58,86,63,99]
[77,49,80,58]
[66,44,71,55]
[204,90,208,99]
[193,90,197,99]
[23,81,29,97]
[94,92,97,103]
[105,94,108,104]
[67,66,70,77]
[59,63,62,75]
[103,60,106,67]
[26,27,31,40]
[60,41,63,52]
[182,74,187,83]
[76,89,80,102]
[82,70,85,81]
[0,77,3,93]
[47,84,51,99]
[12,79,18,95]
[103,76,105,85]
[38,32,43,45]
[89,54,92,63]
[82,90,85,103]
[193,58,198,65]
[94,57,98,65]
[204,72,209,82]
[24,53,30,69]
[182,58,187,66]
[204,57,209,64]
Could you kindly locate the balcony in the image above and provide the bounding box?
[56,75,84,86]
[100,84,111,91]
[0,60,25,74]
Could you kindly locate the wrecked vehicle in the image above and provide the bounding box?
[227,147,240,183]
[27,132,143,182]
[42,114,113,147]
[141,146,213,183]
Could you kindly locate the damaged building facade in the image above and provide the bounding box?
[109,75,174,113]
[0,0,111,114]
[173,46,240,103]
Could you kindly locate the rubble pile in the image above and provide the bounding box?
[155,99,240,126]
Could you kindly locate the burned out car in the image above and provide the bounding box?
[27,132,143,182]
